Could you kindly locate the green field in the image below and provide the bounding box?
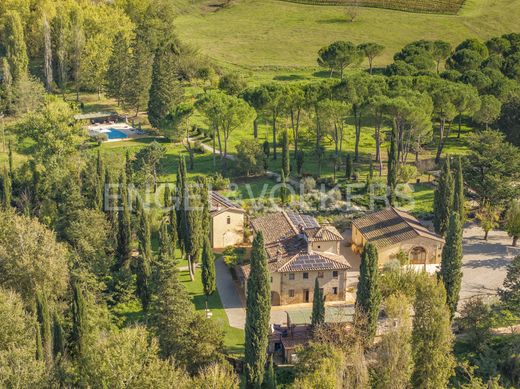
[174,0,520,78]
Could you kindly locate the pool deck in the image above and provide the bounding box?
[88,122,148,142]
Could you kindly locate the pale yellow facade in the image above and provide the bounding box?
[352,224,444,266]
[270,269,348,305]
[211,210,244,249]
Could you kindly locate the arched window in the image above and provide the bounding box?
[227,216,231,225]
[410,246,427,264]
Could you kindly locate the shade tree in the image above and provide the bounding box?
[317,41,361,79]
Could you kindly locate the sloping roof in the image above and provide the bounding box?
[210,191,244,216]
[304,225,343,241]
[250,212,297,245]
[250,211,351,273]
[277,251,350,272]
[352,207,445,249]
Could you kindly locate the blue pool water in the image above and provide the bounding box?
[106,129,128,140]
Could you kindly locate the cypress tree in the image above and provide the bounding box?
[186,183,203,277]
[151,237,193,359]
[177,157,188,257]
[412,276,454,388]
[123,36,154,116]
[7,141,13,177]
[311,277,325,328]
[281,130,290,177]
[263,140,270,171]
[1,167,12,208]
[296,150,304,176]
[245,232,271,388]
[200,179,211,238]
[264,355,277,389]
[387,128,398,205]
[355,243,382,343]
[159,220,175,263]
[106,32,130,105]
[345,153,353,179]
[148,40,183,129]
[280,170,289,206]
[136,198,152,310]
[94,150,104,210]
[52,314,65,358]
[433,157,454,236]
[162,184,177,260]
[71,282,87,357]
[36,291,53,366]
[3,10,28,82]
[440,213,463,320]
[116,172,132,268]
[125,149,133,185]
[201,236,216,297]
[453,156,465,225]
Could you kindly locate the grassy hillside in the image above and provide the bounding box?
[174,0,520,78]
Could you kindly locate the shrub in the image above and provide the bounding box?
[210,174,230,190]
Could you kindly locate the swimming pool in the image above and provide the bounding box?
[106,128,128,140]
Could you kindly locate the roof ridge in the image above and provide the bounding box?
[390,207,420,239]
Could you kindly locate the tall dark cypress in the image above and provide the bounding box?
[71,282,87,357]
[440,213,463,320]
[280,170,289,206]
[345,153,353,179]
[281,130,290,177]
[159,220,175,263]
[433,158,454,236]
[116,172,132,268]
[1,166,12,208]
[136,197,152,310]
[186,183,203,276]
[355,243,382,343]
[7,141,13,177]
[147,40,183,129]
[311,277,325,328]
[93,150,104,211]
[36,291,52,366]
[125,149,133,185]
[245,232,271,388]
[387,127,398,205]
[201,236,216,297]
[177,157,188,257]
[52,314,65,358]
[264,355,277,389]
[453,156,465,225]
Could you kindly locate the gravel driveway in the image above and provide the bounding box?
[460,224,516,303]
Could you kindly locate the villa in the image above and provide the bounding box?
[351,207,445,267]
[240,211,351,306]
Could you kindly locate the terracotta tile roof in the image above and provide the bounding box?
[352,207,445,249]
[250,212,297,245]
[250,211,351,273]
[304,225,343,241]
[210,191,244,216]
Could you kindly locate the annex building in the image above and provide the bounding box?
[210,191,245,249]
[351,207,445,266]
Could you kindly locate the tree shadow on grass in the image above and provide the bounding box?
[273,74,307,81]
[317,18,348,24]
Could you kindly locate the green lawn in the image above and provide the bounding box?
[175,0,520,79]
[180,265,245,355]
